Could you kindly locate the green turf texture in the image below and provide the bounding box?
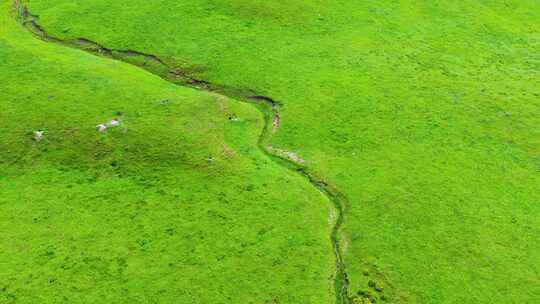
[0,1,336,303]
[3,0,540,303]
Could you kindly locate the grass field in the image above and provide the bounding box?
[0,1,338,303]
[2,0,540,303]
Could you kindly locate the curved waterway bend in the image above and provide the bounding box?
[12,1,352,302]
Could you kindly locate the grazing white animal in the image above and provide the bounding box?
[96,124,108,132]
[107,119,121,127]
[34,130,44,141]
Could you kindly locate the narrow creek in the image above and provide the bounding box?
[11,1,352,302]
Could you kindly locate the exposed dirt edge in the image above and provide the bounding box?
[11,1,360,303]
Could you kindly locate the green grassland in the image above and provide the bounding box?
[0,1,337,303]
[2,0,540,303]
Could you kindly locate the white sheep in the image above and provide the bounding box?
[96,124,108,132]
[34,130,44,141]
[107,119,121,127]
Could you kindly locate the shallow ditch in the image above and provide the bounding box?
[11,1,357,302]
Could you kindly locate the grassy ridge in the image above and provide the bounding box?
[0,1,336,302]
[21,0,540,302]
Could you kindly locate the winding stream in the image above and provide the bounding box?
[12,1,352,302]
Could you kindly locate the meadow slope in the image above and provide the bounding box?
[0,1,337,302]
[18,0,540,303]
[2,0,540,303]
